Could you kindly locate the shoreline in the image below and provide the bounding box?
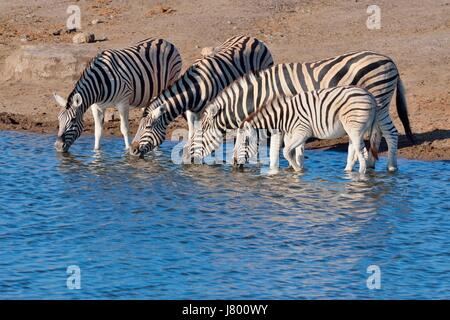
[1,111,448,161]
[0,1,448,164]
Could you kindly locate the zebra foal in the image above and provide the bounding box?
[54,38,181,152]
[233,86,378,173]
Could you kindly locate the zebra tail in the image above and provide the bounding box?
[396,77,415,144]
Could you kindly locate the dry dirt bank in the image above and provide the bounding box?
[0,0,449,160]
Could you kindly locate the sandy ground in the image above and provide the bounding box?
[0,0,449,160]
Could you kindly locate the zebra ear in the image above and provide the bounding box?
[150,105,167,118]
[72,93,83,108]
[53,93,67,107]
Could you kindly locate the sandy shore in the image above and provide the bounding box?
[0,0,449,160]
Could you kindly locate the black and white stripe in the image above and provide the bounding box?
[185,51,413,171]
[54,38,181,152]
[231,86,378,173]
[130,35,274,156]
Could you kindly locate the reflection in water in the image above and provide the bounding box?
[0,131,449,299]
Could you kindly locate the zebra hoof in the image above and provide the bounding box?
[267,167,279,175]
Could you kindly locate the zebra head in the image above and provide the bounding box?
[233,122,258,167]
[182,103,223,163]
[182,126,206,163]
[130,105,168,157]
[54,92,85,152]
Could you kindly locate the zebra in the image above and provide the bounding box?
[129,35,274,156]
[232,86,378,173]
[182,52,413,172]
[53,38,182,152]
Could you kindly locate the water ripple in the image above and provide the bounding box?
[0,131,449,299]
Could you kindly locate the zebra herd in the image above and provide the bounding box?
[54,35,414,173]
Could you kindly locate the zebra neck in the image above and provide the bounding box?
[71,69,105,113]
[71,90,95,114]
[156,69,207,120]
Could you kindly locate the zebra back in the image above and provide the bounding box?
[67,38,182,113]
[206,51,400,133]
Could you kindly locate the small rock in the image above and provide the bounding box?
[232,26,237,30]
[72,32,95,44]
[72,33,85,44]
[95,35,108,42]
[91,19,103,25]
[227,20,232,24]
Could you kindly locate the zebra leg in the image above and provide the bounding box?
[268,131,282,174]
[348,134,367,174]
[344,141,356,172]
[117,104,131,150]
[283,131,308,172]
[282,133,293,168]
[378,113,399,172]
[356,141,368,174]
[233,129,243,166]
[282,147,296,170]
[284,134,305,170]
[367,126,381,169]
[295,144,305,171]
[91,104,104,151]
[186,110,201,140]
[294,144,306,169]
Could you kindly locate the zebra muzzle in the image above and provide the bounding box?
[129,141,142,157]
[54,137,67,152]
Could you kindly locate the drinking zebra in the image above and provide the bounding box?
[129,35,274,156]
[54,38,182,152]
[183,53,413,171]
[231,86,378,173]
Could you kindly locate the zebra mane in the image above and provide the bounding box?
[142,37,250,117]
[65,52,104,109]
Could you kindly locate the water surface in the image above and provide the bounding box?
[0,131,449,299]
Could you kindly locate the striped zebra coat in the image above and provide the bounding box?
[54,38,181,152]
[231,86,378,173]
[185,52,413,171]
[129,35,274,156]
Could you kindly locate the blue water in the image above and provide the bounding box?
[0,131,449,299]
